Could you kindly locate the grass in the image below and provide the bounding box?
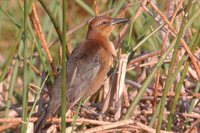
[0,0,200,132]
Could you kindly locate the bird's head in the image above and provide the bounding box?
[87,16,129,39]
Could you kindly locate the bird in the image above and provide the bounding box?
[34,15,128,132]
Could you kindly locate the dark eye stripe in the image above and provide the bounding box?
[102,21,109,25]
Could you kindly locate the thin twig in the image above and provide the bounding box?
[77,119,134,133]
[0,117,111,125]
[184,118,200,133]
[30,3,57,75]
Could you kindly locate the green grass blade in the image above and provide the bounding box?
[157,1,193,132]
[61,0,67,132]
[21,0,28,132]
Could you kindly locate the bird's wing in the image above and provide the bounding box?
[66,43,102,104]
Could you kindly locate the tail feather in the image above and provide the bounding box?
[34,92,61,133]
[34,107,52,133]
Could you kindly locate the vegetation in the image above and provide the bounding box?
[0,0,199,132]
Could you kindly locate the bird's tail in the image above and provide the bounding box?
[34,106,52,133]
[34,102,74,133]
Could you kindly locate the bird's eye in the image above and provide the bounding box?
[102,21,109,25]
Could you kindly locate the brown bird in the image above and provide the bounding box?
[34,15,128,132]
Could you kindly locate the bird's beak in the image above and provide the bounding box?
[111,18,129,25]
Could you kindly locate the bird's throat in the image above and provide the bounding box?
[86,32,116,57]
